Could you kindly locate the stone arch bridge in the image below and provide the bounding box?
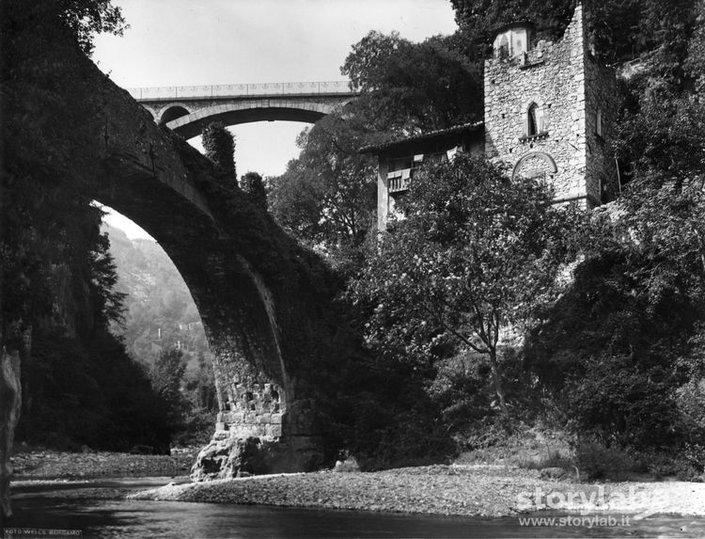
[129,81,357,138]
[9,26,364,480]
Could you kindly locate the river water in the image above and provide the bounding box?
[4,478,705,538]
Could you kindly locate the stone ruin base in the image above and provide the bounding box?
[191,430,325,481]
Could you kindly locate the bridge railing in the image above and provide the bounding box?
[127,81,355,101]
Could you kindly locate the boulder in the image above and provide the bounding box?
[191,431,324,481]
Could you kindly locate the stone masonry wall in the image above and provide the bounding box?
[584,53,619,200]
[484,4,617,206]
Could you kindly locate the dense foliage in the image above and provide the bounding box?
[202,121,237,185]
[451,0,697,65]
[350,155,582,413]
[269,30,482,268]
[240,171,267,210]
[1,0,177,452]
[342,31,483,134]
[268,113,377,264]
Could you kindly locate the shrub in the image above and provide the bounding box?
[676,378,705,445]
[426,352,495,435]
[575,437,637,481]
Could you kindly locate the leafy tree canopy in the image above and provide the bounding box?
[202,122,236,185]
[1,0,127,55]
[240,171,267,210]
[268,112,377,264]
[349,154,583,412]
[341,31,483,135]
[270,31,483,264]
[450,0,697,66]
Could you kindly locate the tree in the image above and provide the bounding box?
[268,112,377,262]
[613,12,705,286]
[54,0,127,54]
[270,30,485,267]
[450,0,697,66]
[349,155,581,412]
[1,0,127,55]
[341,31,483,135]
[240,171,267,210]
[202,122,236,185]
[150,347,189,432]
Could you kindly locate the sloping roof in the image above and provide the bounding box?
[359,121,484,155]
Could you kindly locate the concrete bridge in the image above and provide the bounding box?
[128,81,358,138]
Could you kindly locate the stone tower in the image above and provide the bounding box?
[483,3,618,207]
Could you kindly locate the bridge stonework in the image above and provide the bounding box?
[129,82,357,139]
[11,26,362,480]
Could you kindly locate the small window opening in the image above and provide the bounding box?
[596,109,603,137]
[527,103,540,136]
[498,35,509,58]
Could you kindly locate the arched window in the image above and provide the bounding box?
[527,103,541,136]
[498,35,509,58]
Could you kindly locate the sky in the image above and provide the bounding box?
[93,0,459,238]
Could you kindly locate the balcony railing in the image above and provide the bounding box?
[387,168,411,193]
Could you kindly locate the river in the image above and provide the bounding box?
[4,478,705,538]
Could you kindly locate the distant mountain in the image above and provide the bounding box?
[103,223,214,373]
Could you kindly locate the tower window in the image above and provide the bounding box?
[527,103,541,136]
[596,109,603,137]
[498,35,509,58]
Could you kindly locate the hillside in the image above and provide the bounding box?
[103,223,214,375]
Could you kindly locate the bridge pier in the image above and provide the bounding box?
[192,359,325,480]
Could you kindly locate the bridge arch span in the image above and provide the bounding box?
[166,100,343,138]
[159,104,191,124]
[90,159,293,442]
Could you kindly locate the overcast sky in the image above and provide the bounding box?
[93,0,458,238]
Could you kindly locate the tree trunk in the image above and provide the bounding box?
[0,345,22,519]
[488,349,508,414]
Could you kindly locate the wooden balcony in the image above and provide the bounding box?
[387,168,411,193]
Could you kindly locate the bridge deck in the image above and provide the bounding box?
[128,81,355,101]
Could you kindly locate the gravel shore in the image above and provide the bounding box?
[11,448,197,479]
[129,464,705,518]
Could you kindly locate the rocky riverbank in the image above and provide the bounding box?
[11,447,198,479]
[129,464,705,518]
[11,449,705,519]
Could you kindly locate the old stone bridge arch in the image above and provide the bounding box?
[20,30,360,478]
